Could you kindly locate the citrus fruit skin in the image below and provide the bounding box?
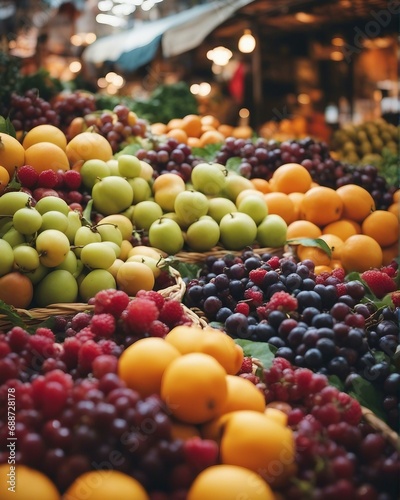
[62,470,149,500]
[66,132,113,166]
[22,124,67,151]
[271,162,312,194]
[361,210,399,247]
[161,352,228,424]
[187,464,275,500]
[340,234,383,273]
[0,464,60,500]
[300,186,343,227]
[336,184,376,222]
[24,142,70,173]
[0,132,25,177]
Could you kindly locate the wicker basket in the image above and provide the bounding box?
[175,245,285,265]
[0,266,204,332]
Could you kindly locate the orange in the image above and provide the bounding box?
[166,128,188,144]
[231,125,253,139]
[22,124,67,151]
[219,410,295,487]
[201,114,220,129]
[361,210,399,247]
[340,234,383,273]
[0,464,60,500]
[393,189,400,203]
[336,184,375,222]
[118,337,181,397]
[322,219,361,241]
[271,163,313,194]
[0,272,33,308]
[116,261,155,295]
[264,407,288,426]
[250,177,271,194]
[66,131,113,166]
[167,118,183,130]
[220,375,266,414]
[381,242,399,265]
[181,114,203,138]
[286,220,322,240]
[288,192,305,218]
[164,324,204,354]
[161,352,228,424]
[0,165,10,194]
[296,245,331,266]
[218,124,235,138]
[264,192,296,224]
[150,122,168,135]
[199,129,225,147]
[314,264,334,275]
[0,132,25,177]
[63,470,149,500]
[319,233,344,260]
[187,464,275,500]
[24,141,70,173]
[299,186,343,227]
[200,327,244,375]
[187,137,202,148]
[171,421,201,441]
[388,202,399,220]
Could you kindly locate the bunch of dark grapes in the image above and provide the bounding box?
[8,89,59,132]
[52,91,97,131]
[212,136,394,209]
[183,251,399,429]
[239,357,400,499]
[135,137,203,182]
[83,104,149,154]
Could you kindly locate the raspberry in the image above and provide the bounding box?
[45,368,73,391]
[249,268,267,286]
[312,402,341,426]
[28,334,56,358]
[78,340,102,372]
[90,313,116,338]
[294,368,313,392]
[264,291,298,314]
[122,297,159,334]
[273,357,293,371]
[158,300,184,326]
[239,356,253,374]
[332,267,345,281]
[315,272,330,285]
[37,169,59,189]
[71,312,92,331]
[97,339,119,356]
[148,320,170,338]
[60,337,81,369]
[267,255,280,269]
[35,327,55,340]
[235,302,250,316]
[136,289,165,311]
[63,169,82,190]
[244,286,264,306]
[336,283,347,296]
[183,437,219,471]
[391,291,400,308]
[93,289,130,317]
[76,327,95,343]
[361,269,397,299]
[7,327,30,352]
[16,165,39,188]
[341,398,362,426]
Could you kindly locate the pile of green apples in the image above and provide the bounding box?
[82,154,288,255]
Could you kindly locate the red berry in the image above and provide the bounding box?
[158,300,184,326]
[17,165,39,188]
[136,290,165,311]
[249,268,267,286]
[63,169,82,190]
[235,302,250,316]
[37,169,59,189]
[93,289,130,317]
[122,297,160,335]
[361,269,397,299]
[90,313,116,338]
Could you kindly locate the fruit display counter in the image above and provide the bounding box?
[0,89,399,500]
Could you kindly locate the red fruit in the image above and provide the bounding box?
[63,169,82,189]
[183,436,219,471]
[249,268,267,286]
[244,286,264,307]
[136,289,165,311]
[361,269,397,299]
[122,297,160,334]
[391,291,400,308]
[32,187,59,200]
[93,289,130,317]
[147,320,169,338]
[16,165,39,188]
[37,169,59,189]
[234,302,250,316]
[90,313,116,338]
[158,299,184,326]
[267,255,280,269]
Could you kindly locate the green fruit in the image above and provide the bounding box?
[219,212,257,250]
[92,176,134,215]
[186,216,220,252]
[35,269,78,307]
[207,197,237,224]
[256,214,287,248]
[79,269,116,303]
[237,195,268,225]
[174,190,209,227]
[118,154,142,178]
[35,229,70,267]
[0,239,14,276]
[0,191,32,216]
[13,207,42,234]
[191,162,226,196]
[35,196,70,216]
[128,177,152,203]
[133,200,163,231]
[80,159,110,189]
[148,218,184,255]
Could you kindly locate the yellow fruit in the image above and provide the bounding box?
[340,234,383,273]
[319,233,344,260]
[118,337,181,397]
[187,464,275,500]
[66,132,113,166]
[161,352,228,424]
[164,325,204,354]
[22,124,67,151]
[300,186,343,227]
[322,219,360,241]
[382,242,399,265]
[200,327,244,375]
[286,220,322,240]
[62,470,149,500]
[24,142,70,173]
[116,261,155,296]
[361,210,399,247]
[336,184,376,222]
[0,165,10,194]
[220,410,295,487]
[263,192,296,224]
[0,132,25,177]
[296,245,331,266]
[0,464,60,500]
[271,163,312,194]
[220,375,266,414]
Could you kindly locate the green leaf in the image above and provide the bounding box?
[82,199,93,225]
[225,157,242,174]
[114,140,143,157]
[348,376,386,422]
[170,261,201,281]
[191,143,223,162]
[0,300,29,329]
[286,237,332,257]
[327,374,345,391]
[234,339,277,369]
[0,116,16,137]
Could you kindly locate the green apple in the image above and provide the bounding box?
[25,263,49,285]
[13,244,40,272]
[185,215,220,252]
[39,210,69,232]
[148,217,184,255]
[0,239,14,276]
[35,196,70,216]
[80,241,117,270]
[223,172,255,201]
[65,210,83,244]
[174,190,209,227]
[107,158,120,176]
[219,212,257,250]
[2,227,25,247]
[0,191,32,216]
[128,177,152,203]
[133,200,163,231]
[191,162,227,195]
[80,159,110,189]
[35,229,70,267]
[79,269,116,303]
[55,249,79,274]
[92,176,134,215]
[207,197,238,223]
[237,194,269,225]
[256,214,288,248]
[118,154,142,178]
[35,269,78,307]
[95,223,123,246]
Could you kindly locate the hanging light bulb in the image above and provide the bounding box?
[238,29,256,54]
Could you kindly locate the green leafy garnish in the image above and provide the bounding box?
[234,339,277,369]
